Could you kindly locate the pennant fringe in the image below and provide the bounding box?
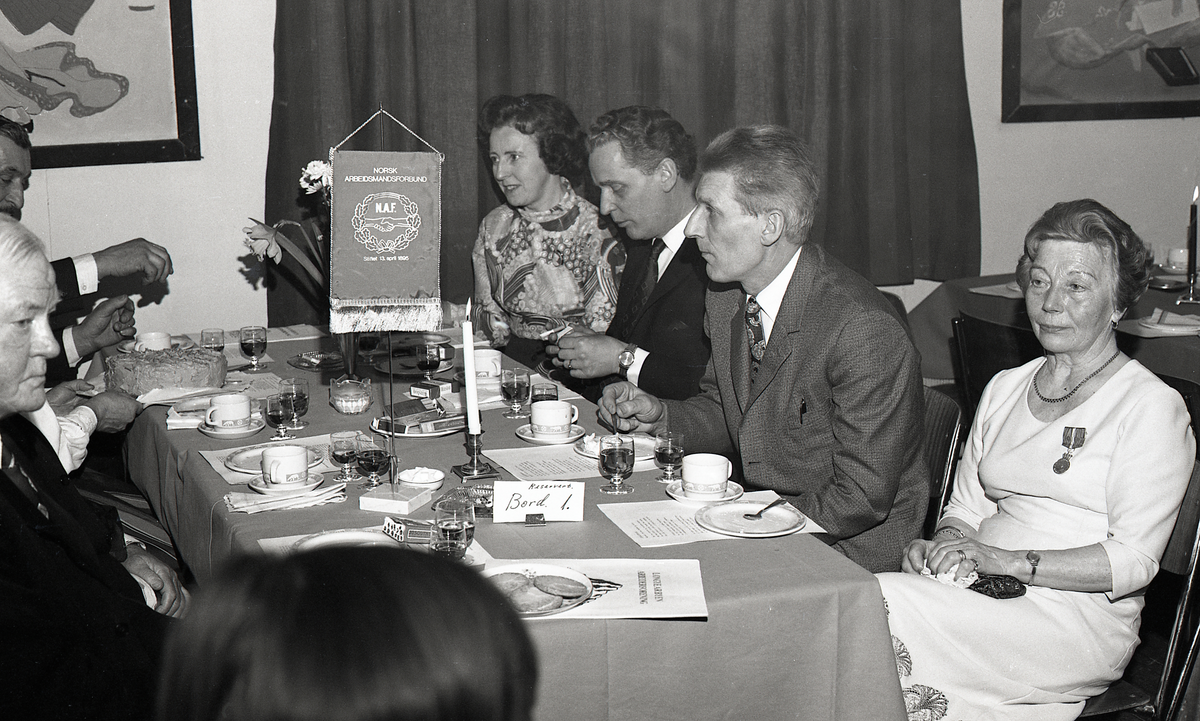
[329,298,442,333]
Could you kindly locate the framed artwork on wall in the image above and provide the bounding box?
[1003,0,1200,122]
[0,0,200,168]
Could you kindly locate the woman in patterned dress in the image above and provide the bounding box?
[877,199,1196,720]
[472,93,623,369]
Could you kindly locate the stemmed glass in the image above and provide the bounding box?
[357,436,389,489]
[330,431,359,482]
[200,328,225,352]
[431,497,476,560]
[239,326,268,370]
[263,394,295,440]
[415,343,445,380]
[598,434,635,495]
[280,378,310,430]
[501,368,530,419]
[654,431,684,484]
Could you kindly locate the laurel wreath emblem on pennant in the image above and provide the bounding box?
[351,191,422,253]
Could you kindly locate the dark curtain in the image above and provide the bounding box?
[264,0,979,326]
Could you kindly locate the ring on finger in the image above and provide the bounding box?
[957,549,966,564]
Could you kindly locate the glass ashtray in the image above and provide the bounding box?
[437,484,493,518]
[329,378,372,414]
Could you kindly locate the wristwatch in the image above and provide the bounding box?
[1026,550,1041,584]
[617,343,638,378]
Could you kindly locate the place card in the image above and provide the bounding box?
[492,480,584,523]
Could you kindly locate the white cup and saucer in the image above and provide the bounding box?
[677,453,736,500]
[516,400,583,444]
[197,393,264,439]
[250,445,323,495]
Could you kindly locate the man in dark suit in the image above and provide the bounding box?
[548,107,709,401]
[600,126,927,573]
[0,117,172,384]
[0,216,185,719]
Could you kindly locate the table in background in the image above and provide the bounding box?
[909,273,1200,384]
[126,334,906,721]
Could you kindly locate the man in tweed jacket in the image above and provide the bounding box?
[599,126,927,572]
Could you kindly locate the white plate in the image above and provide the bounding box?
[224,444,326,474]
[396,468,445,489]
[516,424,585,445]
[249,472,324,496]
[292,529,403,552]
[482,563,595,617]
[666,480,744,506]
[369,417,462,438]
[197,419,266,440]
[1137,318,1200,336]
[694,499,807,538]
[573,432,655,460]
[117,336,196,353]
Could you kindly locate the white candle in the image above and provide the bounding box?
[461,299,482,435]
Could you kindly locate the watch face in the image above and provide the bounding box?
[618,350,635,368]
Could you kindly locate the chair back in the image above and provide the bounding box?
[922,385,962,537]
[951,313,1042,419]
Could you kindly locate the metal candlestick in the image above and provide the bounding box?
[452,431,499,480]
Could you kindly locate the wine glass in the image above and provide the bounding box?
[357,436,389,489]
[200,328,225,352]
[598,434,635,495]
[263,394,295,440]
[280,378,310,430]
[654,431,684,484]
[239,326,268,370]
[415,343,445,380]
[501,368,530,419]
[330,431,359,482]
[431,497,476,561]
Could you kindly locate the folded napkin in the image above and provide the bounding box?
[165,405,205,430]
[1120,307,1200,338]
[224,481,347,514]
[1148,309,1200,328]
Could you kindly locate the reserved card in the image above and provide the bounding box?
[492,480,585,523]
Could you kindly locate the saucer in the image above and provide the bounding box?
[198,418,265,440]
[249,472,324,496]
[117,336,196,353]
[515,424,585,445]
[666,480,743,506]
[224,444,325,474]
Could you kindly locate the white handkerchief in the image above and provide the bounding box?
[224,482,347,514]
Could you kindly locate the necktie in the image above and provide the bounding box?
[745,296,766,381]
[617,238,667,330]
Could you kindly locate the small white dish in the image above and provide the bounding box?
[694,499,807,538]
[249,472,324,496]
[117,335,195,353]
[396,467,445,490]
[1137,318,1200,336]
[666,480,743,506]
[515,424,585,445]
[198,418,265,440]
[573,432,656,460]
[369,417,462,438]
[292,529,403,552]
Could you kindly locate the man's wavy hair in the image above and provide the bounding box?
[587,106,696,182]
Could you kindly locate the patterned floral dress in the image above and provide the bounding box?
[471,186,623,348]
[877,359,1194,721]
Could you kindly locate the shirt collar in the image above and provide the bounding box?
[750,246,802,327]
[661,206,696,253]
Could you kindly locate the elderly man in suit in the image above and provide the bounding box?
[549,106,709,400]
[600,125,927,573]
[0,216,185,719]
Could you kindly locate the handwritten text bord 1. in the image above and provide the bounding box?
[493,481,584,523]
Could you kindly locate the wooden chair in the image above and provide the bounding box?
[950,313,1042,420]
[1080,374,1200,720]
[922,385,962,538]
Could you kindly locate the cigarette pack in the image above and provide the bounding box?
[410,379,453,399]
[419,415,466,433]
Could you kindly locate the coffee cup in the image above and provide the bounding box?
[529,400,579,439]
[473,348,502,378]
[205,393,252,428]
[260,445,309,486]
[681,453,733,498]
[134,331,172,352]
[1169,247,1189,270]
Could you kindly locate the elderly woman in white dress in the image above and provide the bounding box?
[877,199,1196,721]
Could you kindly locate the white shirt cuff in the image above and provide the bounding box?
[61,325,83,367]
[72,253,99,295]
[627,347,650,386]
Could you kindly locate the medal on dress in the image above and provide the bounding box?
[1053,427,1086,474]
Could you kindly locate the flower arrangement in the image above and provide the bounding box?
[241,159,333,287]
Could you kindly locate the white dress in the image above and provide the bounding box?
[877,358,1195,721]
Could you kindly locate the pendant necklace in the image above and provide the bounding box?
[1033,349,1120,404]
[1053,427,1086,474]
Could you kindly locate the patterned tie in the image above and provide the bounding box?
[618,238,667,330]
[745,296,766,381]
[1,442,47,517]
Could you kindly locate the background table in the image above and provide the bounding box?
[909,273,1200,384]
[126,334,906,721]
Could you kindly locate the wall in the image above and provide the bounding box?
[25,0,275,335]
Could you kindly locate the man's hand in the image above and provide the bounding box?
[82,391,141,432]
[122,544,189,617]
[70,295,134,357]
[46,380,92,413]
[548,329,626,378]
[598,382,667,433]
[93,239,173,285]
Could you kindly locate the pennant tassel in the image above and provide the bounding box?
[329,299,442,333]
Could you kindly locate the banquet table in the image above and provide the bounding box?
[909,273,1200,384]
[126,333,906,721]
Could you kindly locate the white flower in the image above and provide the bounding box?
[242,221,283,262]
[299,160,332,195]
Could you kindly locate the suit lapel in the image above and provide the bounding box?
[623,238,701,332]
[730,295,751,411]
[746,246,817,409]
